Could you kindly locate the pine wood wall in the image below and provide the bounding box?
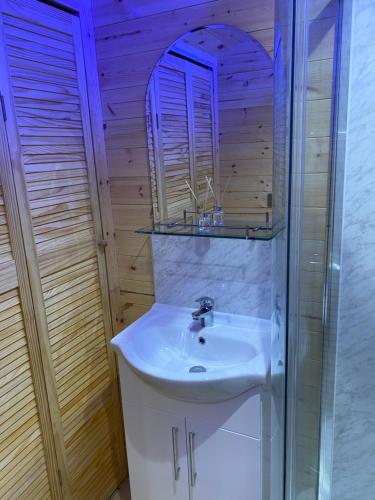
[217,37,273,216]
[92,0,275,327]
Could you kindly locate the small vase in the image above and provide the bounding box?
[212,206,224,226]
[198,211,212,232]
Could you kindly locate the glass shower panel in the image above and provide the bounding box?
[290,1,341,499]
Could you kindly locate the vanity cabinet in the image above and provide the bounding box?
[124,403,261,500]
[124,404,189,500]
[118,360,263,500]
[187,417,261,500]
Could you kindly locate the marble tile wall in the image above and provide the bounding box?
[329,1,375,498]
[151,234,272,319]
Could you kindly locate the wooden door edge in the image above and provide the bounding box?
[74,4,128,480]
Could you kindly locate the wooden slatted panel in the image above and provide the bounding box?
[0,185,51,500]
[191,71,215,210]
[1,2,123,498]
[150,57,218,219]
[157,64,193,218]
[0,186,12,266]
[42,259,119,499]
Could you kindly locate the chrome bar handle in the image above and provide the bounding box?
[172,427,180,481]
[188,432,197,487]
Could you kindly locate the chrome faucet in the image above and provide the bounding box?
[192,296,214,328]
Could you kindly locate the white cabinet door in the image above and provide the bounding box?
[187,417,261,500]
[124,404,189,500]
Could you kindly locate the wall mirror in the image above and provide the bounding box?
[143,24,277,239]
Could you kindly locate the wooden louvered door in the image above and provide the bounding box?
[0,0,125,498]
[0,121,60,498]
[152,58,193,219]
[151,53,218,220]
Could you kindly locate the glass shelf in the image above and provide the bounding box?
[135,211,283,241]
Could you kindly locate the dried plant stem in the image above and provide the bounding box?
[185,180,199,206]
[203,181,210,212]
[205,176,216,202]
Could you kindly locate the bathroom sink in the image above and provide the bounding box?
[111,303,270,403]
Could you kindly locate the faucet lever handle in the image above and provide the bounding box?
[195,296,214,310]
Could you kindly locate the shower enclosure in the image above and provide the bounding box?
[273,0,343,499]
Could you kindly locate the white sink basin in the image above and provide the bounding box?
[111,303,270,403]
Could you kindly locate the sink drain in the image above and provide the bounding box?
[189,365,207,373]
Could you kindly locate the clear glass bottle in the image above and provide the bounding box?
[212,206,224,226]
[198,211,212,232]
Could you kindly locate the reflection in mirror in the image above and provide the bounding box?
[146,24,274,231]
